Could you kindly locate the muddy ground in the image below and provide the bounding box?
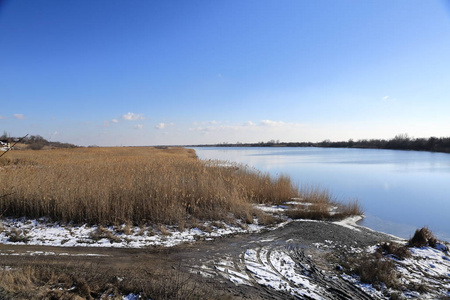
[0,221,396,299]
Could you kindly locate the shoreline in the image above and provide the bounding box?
[2,216,449,299]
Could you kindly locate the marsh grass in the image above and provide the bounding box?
[0,147,302,226]
[0,261,215,300]
[286,186,362,221]
[0,147,360,226]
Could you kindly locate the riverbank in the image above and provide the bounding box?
[188,135,450,154]
[1,215,449,299]
[193,146,450,243]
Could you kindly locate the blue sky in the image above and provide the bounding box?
[1,0,450,146]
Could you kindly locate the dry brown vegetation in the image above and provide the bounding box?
[341,242,410,291]
[286,186,362,221]
[408,227,437,248]
[342,228,443,295]
[0,259,219,300]
[0,147,301,226]
[0,147,361,227]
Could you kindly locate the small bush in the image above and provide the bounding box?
[349,253,400,289]
[408,227,437,248]
[377,242,411,260]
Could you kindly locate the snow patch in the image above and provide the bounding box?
[0,217,266,248]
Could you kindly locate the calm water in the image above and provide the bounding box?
[193,147,450,242]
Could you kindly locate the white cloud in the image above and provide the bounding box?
[0,115,7,120]
[104,118,120,126]
[260,120,286,127]
[155,123,165,130]
[13,114,25,120]
[122,112,145,121]
[382,95,396,101]
[155,122,174,130]
[134,124,144,130]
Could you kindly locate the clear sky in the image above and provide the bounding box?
[1,0,450,146]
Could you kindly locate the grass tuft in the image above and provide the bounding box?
[286,186,362,221]
[408,227,437,248]
[377,242,411,260]
[353,254,400,289]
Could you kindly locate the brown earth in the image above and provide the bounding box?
[0,220,394,299]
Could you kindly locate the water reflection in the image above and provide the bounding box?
[193,147,450,242]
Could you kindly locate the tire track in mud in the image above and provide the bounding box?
[202,244,373,299]
[1,220,391,299]
[186,221,389,299]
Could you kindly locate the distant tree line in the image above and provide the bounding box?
[1,132,77,150]
[194,134,450,154]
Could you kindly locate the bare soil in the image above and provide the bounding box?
[0,221,394,299]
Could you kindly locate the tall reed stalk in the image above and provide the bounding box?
[0,147,299,225]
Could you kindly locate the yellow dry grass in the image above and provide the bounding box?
[0,147,299,225]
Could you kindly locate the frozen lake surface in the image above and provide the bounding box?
[193,147,450,242]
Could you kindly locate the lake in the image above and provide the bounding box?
[193,147,450,242]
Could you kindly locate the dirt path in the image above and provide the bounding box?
[0,221,394,299]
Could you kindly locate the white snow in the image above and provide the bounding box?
[242,247,324,299]
[341,243,450,299]
[333,215,363,231]
[0,217,266,248]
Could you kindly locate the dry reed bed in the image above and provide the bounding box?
[0,260,214,300]
[0,147,303,226]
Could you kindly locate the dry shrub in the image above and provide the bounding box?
[377,242,411,260]
[356,255,399,288]
[408,227,437,248]
[0,147,300,226]
[346,252,400,289]
[333,199,363,218]
[286,186,362,221]
[253,210,277,226]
